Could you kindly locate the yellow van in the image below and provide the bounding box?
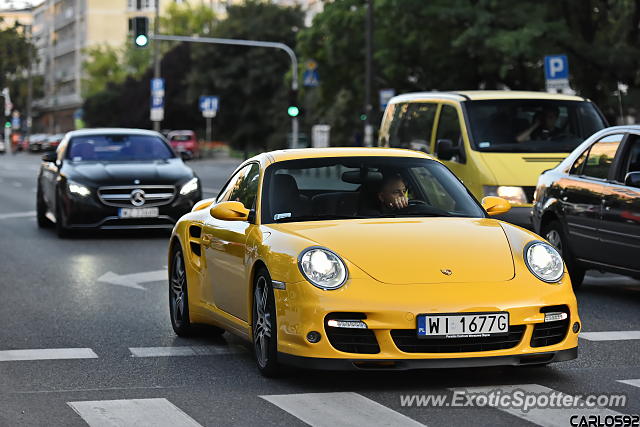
[379,91,608,227]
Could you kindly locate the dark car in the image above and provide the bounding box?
[533,126,640,288]
[37,128,203,237]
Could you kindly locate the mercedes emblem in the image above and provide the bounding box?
[130,189,146,207]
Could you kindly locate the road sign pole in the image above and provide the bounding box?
[206,116,212,143]
[152,34,299,149]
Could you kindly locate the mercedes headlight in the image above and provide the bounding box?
[179,177,199,196]
[524,241,564,283]
[298,247,348,290]
[68,180,91,197]
[484,185,527,204]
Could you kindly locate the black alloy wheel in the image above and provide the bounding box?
[252,267,280,377]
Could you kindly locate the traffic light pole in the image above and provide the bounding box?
[151,34,299,148]
[152,0,161,132]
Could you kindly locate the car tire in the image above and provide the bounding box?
[55,196,70,238]
[36,185,52,228]
[542,220,585,290]
[253,267,280,377]
[169,247,195,336]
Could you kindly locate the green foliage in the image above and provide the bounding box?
[0,19,34,106]
[160,2,216,36]
[298,0,640,142]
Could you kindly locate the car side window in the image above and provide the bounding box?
[435,104,465,163]
[581,134,624,180]
[569,150,589,175]
[223,163,261,209]
[622,136,640,177]
[388,102,437,152]
[217,166,248,202]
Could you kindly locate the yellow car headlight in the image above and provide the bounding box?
[298,247,348,290]
[525,241,564,283]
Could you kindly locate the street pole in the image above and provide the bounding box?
[364,0,374,147]
[26,24,33,140]
[152,34,299,148]
[206,116,212,142]
[152,0,161,132]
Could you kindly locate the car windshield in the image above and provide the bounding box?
[465,99,606,153]
[170,135,192,141]
[66,134,175,161]
[261,156,485,224]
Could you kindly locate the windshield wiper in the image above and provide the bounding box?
[274,214,368,223]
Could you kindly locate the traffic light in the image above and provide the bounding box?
[4,121,10,128]
[287,89,300,117]
[133,17,149,48]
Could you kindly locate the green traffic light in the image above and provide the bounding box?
[287,106,300,117]
[4,121,10,128]
[360,114,367,121]
[135,34,148,47]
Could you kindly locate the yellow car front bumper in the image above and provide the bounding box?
[273,277,580,370]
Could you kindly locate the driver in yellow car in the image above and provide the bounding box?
[378,173,409,210]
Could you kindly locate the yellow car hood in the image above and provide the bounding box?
[479,152,567,185]
[271,217,514,284]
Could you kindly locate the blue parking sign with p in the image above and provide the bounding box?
[544,55,569,80]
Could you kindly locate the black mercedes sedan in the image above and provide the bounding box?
[37,128,202,237]
[532,125,640,288]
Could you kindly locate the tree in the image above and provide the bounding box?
[84,1,303,152]
[297,0,640,142]
[0,19,38,114]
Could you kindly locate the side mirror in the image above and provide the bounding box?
[481,196,511,216]
[180,151,192,161]
[210,201,249,221]
[624,171,640,188]
[42,152,57,163]
[435,138,456,161]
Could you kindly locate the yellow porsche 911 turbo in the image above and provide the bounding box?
[168,148,580,376]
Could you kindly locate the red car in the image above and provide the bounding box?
[167,130,199,159]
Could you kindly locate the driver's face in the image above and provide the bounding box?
[378,178,408,210]
[542,111,558,129]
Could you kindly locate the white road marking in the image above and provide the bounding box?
[68,398,202,427]
[260,392,425,427]
[579,331,640,341]
[129,345,244,357]
[0,210,36,220]
[618,379,640,388]
[97,269,167,290]
[0,348,98,362]
[584,274,638,284]
[449,384,624,427]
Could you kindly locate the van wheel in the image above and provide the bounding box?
[543,220,585,290]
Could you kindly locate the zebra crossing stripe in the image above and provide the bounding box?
[260,392,425,427]
[68,398,202,427]
[579,331,640,341]
[618,379,640,388]
[449,384,624,427]
[0,348,98,361]
[129,345,244,357]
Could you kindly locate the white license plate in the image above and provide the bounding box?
[118,207,159,218]
[417,312,509,338]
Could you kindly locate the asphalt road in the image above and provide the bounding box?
[0,151,638,427]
